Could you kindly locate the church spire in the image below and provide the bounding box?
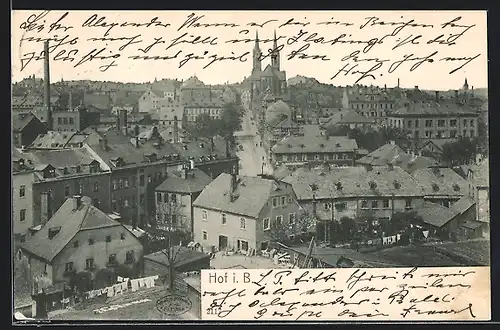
[252,30,262,72]
[271,30,280,70]
[463,77,469,90]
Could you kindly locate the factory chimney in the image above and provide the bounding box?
[173,116,179,143]
[44,41,52,130]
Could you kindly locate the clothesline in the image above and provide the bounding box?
[84,275,159,299]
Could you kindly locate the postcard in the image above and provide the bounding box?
[11,10,490,322]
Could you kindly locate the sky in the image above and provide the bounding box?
[11,10,488,90]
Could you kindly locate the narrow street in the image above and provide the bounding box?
[234,101,273,177]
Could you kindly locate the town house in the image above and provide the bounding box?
[20,196,144,287]
[193,173,302,253]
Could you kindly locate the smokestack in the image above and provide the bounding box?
[44,41,52,130]
[435,91,439,101]
[397,78,400,88]
[173,116,179,143]
[73,195,82,210]
[69,90,73,111]
[40,191,52,225]
[119,109,128,135]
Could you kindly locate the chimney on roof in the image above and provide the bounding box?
[230,172,238,201]
[390,140,395,145]
[435,91,439,101]
[119,109,128,135]
[44,41,52,130]
[173,116,179,143]
[455,90,459,100]
[40,191,52,225]
[69,90,73,111]
[99,137,108,150]
[397,78,400,88]
[73,195,82,210]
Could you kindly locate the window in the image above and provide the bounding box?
[272,197,278,207]
[88,238,94,245]
[437,119,445,127]
[126,251,135,262]
[324,202,331,210]
[425,120,433,127]
[93,181,99,192]
[140,194,145,205]
[361,200,368,209]
[239,240,249,251]
[276,215,283,225]
[405,199,412,210]
[263,218,270,230]
[118,179,123,189]
[470,130,474,137]
[202,210,207,220]
[171,194,177,204]
[69,117,74,125]
[383,199,390,209]
[65,262,74,272]
[450,119,457,127]
[414,131,419,138]
[221,213,227,225]
[156,192,162,202]
[288,196,293,204]
[64,185,70,197]
[302,154,307,161]
[148,175,152,183]
[106,235,111,242]
[86,258,95,270]
[19,185,25,197]
[371,200,379,209]
[470,120,474,126]
[139,175,145,186]
[407,120,412,128]
[281,196,286,206]
[450,130,457,138]
[73,241,79,248]
[121,233,126,240]
[124,178,129,187]
[112,180,117,190]
[58,118,63,124]
[131,176,136,186]
[240,217,246,229]
[108,254,117,263]
[20,209,26,222]
[314,154,320,160]
[425,131,432,138]
[289,213,296,225]
[202,230,207,240]
[415,120,419,128]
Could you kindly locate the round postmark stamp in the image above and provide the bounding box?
[156,294,192,316]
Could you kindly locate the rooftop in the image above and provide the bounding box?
[411,167,469,198]
[282,166,424,200]
[322,110,376,128]
[30,131,78,149]
[21,197,126,263]
[155,168,213,193]
[272,136,358,154]
[144,247,210,269]
[193,173,296,218]
[416,202,460,228]
[391,100,478,117]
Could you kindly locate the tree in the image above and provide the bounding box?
[188,113,221,150]
[340,216,357,242]
[268,211,316,245]
[442,137,478,166]
[218,102,245,145]
[355,214,378,238]
[390,211,423,234]
[70,271,92,295]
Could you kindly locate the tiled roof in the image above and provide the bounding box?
[391,100,478,116]
[83,93,111,109]
[272,136,358,154]
[181,76,206,89]
[282,166,424,200]
[30,131,77,149]
[144,246,209,269]
[357,143,438,172]
[21,197,122,262]
[193,173,294,218]
[411,167,469,198]
[155,168,213,193]
[12,113,40,132]
[416,202,458,227]
[322,110,376,128]
[450,195,475,215]
[172,137,233,164]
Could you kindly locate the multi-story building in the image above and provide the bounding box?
[282,166,425,227]
[387,97,479,140]
[470,157,489,237]
[343,85,398,124]
[193,173,302,253]
[19,196,144,287]
[320,109,378,134]
[13,146,112,240]
[52,104,100,132]
[271,135,358,168]
[12,152,37,241]
[155,166,213,235]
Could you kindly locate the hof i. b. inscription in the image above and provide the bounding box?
[156,294,192,316]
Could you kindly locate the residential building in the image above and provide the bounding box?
[387,98,479,140]
[52,103,101,132]
[356,141,439,173]
[19,196,144,286]
[411,167,470,207]
[343,85,398,124]
[12,151,37,241]
[12,113,48,148]
[155,166,213,234]
[13,146,112,238]
[183,98,224,123]
[321,109,377,134]
[271,135,358,168]
[143,247,210,278]
[282,165,425,225]
[193,173,302,253]
[29,130,103,150]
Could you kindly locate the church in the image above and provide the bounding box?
[248,31,287,100]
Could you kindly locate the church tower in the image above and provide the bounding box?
[252,31,262,73]
[271,30,280,70]
[463,77,469,91]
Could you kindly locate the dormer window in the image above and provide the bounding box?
[393,180,401,189]
[432,183,440,192]
[48,226,61,239]
[453,184,460,192]
[369,181,377,190]
[335,182,343,190]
